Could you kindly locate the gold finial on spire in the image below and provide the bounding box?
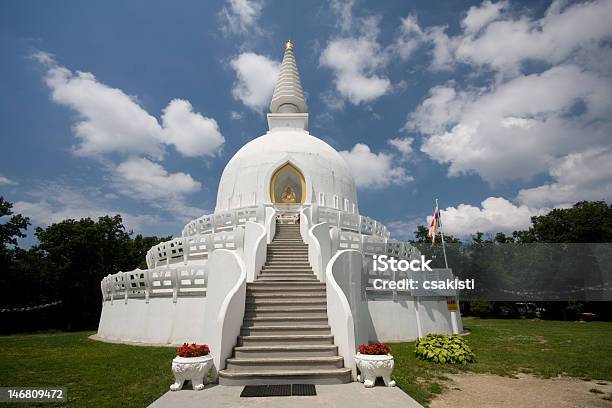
[285,40,293,51]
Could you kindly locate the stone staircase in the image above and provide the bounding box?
[218,223,351,385]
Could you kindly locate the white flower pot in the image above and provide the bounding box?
[170,355,213,391]
[354,353,396,388]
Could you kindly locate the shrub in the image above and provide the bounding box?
[469,300,495,317]
[415,334,475,364]
[359,343,391,355]
[176,343,210,357]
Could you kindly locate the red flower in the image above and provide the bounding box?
[176,343,210,357]
[358,343,391,355]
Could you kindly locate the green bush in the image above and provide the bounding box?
[415,334,475,364]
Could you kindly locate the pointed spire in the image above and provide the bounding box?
[270,40,308,114]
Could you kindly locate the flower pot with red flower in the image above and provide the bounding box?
[355,343,396,388]
[170,343,212,391]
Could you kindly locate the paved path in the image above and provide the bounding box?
[149,382,424,408]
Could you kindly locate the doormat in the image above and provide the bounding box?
[240,384,317,397]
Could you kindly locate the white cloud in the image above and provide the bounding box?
[395,15,426,60]
[386,217,423,241]
[434,197,545,237]
[320,36,391,105]
[432,0,612,74]
[219,0,264,34]
[320,91,346,111]
[330,0,355,32]
[339,143,412,188]
[399,0,612,235]
[12,183,159,233]
[114,157,201,201]
[38,53,165,159]
[35,52,224,159]
[412,65,612,183]
[0,176,17,185]
[161,99,224,157]
[230,111,244,120]
[517,147,612,208]
[230,52,280,112]
[461,0,507,34]
[387,137,414,157]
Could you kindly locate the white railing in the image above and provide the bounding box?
[311,205,390,239]
[146,229,245,269]
[181,205,265,237]
[101,264,207,304]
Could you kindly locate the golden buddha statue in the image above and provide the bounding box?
[280,185,297,203]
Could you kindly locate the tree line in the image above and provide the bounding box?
[1,198,611,333]
[411,201,612,320]
[0,197,169,333]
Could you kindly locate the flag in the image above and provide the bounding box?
[428,202,442,245]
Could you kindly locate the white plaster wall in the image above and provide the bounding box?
[243,221,267,282]
[308,222,331,282]
[203,249,246,375]
[367,298,457,342]
[97,296,207,345]
[326,250,369,380]
[215,129,357,212]
[419,298,455,336]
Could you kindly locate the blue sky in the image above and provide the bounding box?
[1,0,611,244]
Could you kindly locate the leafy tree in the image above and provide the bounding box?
[31,215,170,330]
[0,196,30,251]
[412,225,460,244]
[513,201,612,243]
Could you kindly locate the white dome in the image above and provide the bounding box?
[215,127,358,213]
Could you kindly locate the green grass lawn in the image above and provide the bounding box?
[0,332,175,407]
[390,318,612,406]
[1,319,611,407]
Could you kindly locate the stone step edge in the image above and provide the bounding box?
[234,344,337,351]
[218,368,352,377]
[239,334,334,340]
[226,356,343,364]
[241,325,331,330]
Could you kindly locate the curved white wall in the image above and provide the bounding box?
[203,249,246,377]
[326,249,369,380]
[215,129,357,212]
[97,296,207,345]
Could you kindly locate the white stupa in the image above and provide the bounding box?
[97,41,462,385]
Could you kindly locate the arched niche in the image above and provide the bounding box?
[269,162,306,204]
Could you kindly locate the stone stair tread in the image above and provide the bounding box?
[218,368,351,377]
[239,334,333,340]
[246,300,325,305]
[248,282,325,285]
[226,356,342,364]
[244,316,327,321]
[247,293,325,297]
[245,307,327,311]
[242,325,330,330]
[234,344,337,351]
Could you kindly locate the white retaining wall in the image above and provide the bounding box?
[366,298,461,342]
[97,296,207,345]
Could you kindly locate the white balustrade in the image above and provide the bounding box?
[101,264,207,304]
[340,212,360,232]
[318,207,340,227]
[361,235,386,255]
[181,206,264,238]
[359,216,375,235]
[337,231,362,251]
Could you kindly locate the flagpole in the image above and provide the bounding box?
[436,198,449,270]
[437,198,459,334]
